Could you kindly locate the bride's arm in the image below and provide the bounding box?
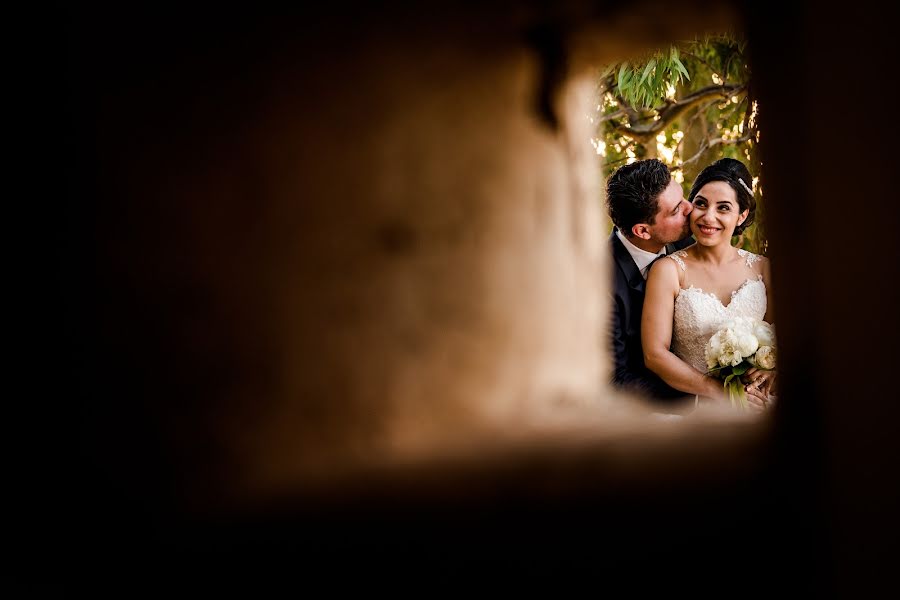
[745,256,777,405]
[642,259,722,398]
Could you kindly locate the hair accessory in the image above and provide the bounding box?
[738,177,753,195]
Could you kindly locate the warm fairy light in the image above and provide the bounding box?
[673,170,684,183]
[657,143,675,164]
[656,132,667,143]
[712,73,722,84]
[665,82,677,100]
[748,100,759,128]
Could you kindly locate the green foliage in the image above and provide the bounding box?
[593,33,768,254]
[614,46,690,108]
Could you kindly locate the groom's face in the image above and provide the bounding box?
[649,179,692,244]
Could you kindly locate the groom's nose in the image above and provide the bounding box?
[682,200,692,215]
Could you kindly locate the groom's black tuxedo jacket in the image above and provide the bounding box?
[609,229,694,401]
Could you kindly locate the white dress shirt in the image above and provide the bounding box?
[615,228,667,279]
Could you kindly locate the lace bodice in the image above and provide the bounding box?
[668,249,767,372]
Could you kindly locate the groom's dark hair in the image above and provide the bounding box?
[606,159,671,236]
[688,158,757,235]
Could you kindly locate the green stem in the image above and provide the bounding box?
[724,378,748,411]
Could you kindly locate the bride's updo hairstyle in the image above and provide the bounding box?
[688,158,756,235]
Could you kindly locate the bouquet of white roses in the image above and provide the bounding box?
[704,316,776,409]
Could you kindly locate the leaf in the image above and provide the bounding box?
[707,365,725,376]
[639,59,656,86]
[672,56,690,81]
[617,62,629,91]
[652,62,666,92]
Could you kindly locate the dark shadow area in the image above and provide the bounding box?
[59,1,899,594]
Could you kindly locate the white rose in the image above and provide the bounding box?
[736,331,759,357]
[706,351,718,371]
[716,330,740,366]
[753,321,776,347]
[706,331,724,369]
[754,345,776,369]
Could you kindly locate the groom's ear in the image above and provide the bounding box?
[631,223,652,240]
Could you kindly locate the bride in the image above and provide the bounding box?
[642,158,776,411]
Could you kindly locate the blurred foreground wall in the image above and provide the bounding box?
[63,1,899,593]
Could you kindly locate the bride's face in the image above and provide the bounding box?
[690,181,749,246]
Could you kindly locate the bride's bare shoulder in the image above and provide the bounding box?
[648,252,682,284]
[665,247,692,271]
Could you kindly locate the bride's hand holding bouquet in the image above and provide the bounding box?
[704,317,777,411]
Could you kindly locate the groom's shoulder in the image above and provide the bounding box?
[607,233,629,271]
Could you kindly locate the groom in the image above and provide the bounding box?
[606,159,694,402]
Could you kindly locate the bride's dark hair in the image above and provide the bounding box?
[688,158,757,235]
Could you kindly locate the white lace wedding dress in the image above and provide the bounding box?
[669,248,767,373]
[649,248,768,420]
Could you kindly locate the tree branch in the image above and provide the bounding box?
[597,108,628,123]
[679,130,753,168]
[602,156,631,171]
[682,51,719,78]
[673,98,719,157]
[606,84,746,141]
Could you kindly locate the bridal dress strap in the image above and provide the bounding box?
[737,248,761,268]
[668,250,688,271]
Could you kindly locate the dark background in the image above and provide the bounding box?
[55,1,899,593]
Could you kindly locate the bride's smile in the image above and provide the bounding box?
[696,224,722,236]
